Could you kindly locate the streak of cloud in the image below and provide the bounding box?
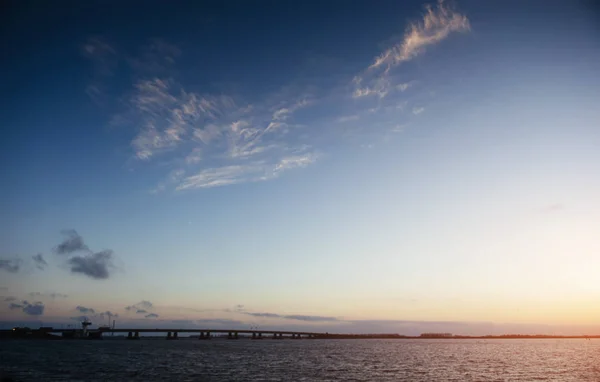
[176,153,318,190]
[28,292,68,299]
[237,309,340,322]
[369,0,470,69]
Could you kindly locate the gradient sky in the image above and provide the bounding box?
[1,0,599,335]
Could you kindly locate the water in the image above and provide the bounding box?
[1,339,599,381]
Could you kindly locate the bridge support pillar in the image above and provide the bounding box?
[258,332,262,339]
[199,332,204,339]
[228,332,232,339]
[167,331,172,339]
[127,331,133,339]
[134,331,140,339]
[279,333,283,339]
[173,332,178,339]
[252,332,256,339]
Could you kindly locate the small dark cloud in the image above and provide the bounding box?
[145,313,159,318]
[4,297,16,302]
[50,293,68,299]
[32,253,48,270]
[136,309,147,314]
[22,302,44,315]
[68,250,114,279]
[54,230,89,255]
[126,300,153,312]
[0,258,21,273]
[76,306,95,314]
[9,300,44,315]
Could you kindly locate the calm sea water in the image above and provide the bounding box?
[1,339,599,381]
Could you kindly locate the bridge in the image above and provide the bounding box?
[75,328,328,340]
[1,327,404,340]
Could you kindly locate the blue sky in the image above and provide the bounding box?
[1,0,600,335]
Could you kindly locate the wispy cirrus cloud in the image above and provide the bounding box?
[176,153,318,191]
[353,0,469,104]
[80,34,319,193]
[123,77,317,191]
[83,1,468,193]
[369,0,470,70]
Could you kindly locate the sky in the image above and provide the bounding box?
[1,0,599,335]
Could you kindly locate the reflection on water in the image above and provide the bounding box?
[1,339,599,381]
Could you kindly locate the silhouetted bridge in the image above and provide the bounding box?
[1,327,404,340]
